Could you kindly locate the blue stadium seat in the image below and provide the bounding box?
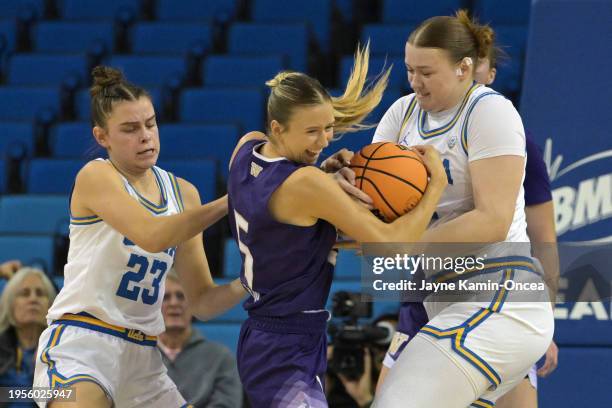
[131,23,213,55]
[223,238,241,278]
[474,0,531,25]
[0,20,17,53]
[8,54,88,87]
[335,250,362,279]
[382,0,462,23]
[334,0,353,22]
[0,235,55,273]
[361,24,414,57]
[25,159,84,194]
[180,88,264,133]
[0,195,69,235]
[49,122,104,159]
[339,55,407,91]
[193,322,241,352]
[58,0,142,20]
[228,23,307,71]
[492,25,528,96]
[53,276,64,289]
[0,0,45,19]
[74,88,163,122]
[156,159,217,203]
[156,0,239,22]
[496,26,528,58]
[0,123,34,159]
[0,87,60,121]
[251,0,331,52]
[158,124,239,178]
[330,86,403,123]
[0,159,5,193]
[203,55,284,87]
[107,55,186,88]
[33,22,114,54]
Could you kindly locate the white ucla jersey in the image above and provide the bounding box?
[374,83,529,243]
[47,159,185,336]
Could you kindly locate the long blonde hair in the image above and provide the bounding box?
[265,42,390,135]
[0,267,57,333]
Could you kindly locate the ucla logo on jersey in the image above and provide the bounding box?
[545,138,612,242]
[127,329,145,341]
[447,134,457,149]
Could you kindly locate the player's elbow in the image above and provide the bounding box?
[189,306,213,322]
[488,211,513,241]
[138,239,165,254]
[132,232,169,253]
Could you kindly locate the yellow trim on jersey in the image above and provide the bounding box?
[41,325,101,388]
[169,172,185,212]
[421,324,501,387]
[420,269,513,388]
[398,95,418,138]
[471,398,495,408]
[460,91,501,154]
[70,215,102,225]
[56,313,157,343]
[418,83,481,139]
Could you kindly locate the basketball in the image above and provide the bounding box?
[349,142,429,222]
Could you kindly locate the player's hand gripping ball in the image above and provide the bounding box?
[349,142,429,222]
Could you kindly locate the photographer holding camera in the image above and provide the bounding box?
[326,344,374,407]
[325,292,398,407]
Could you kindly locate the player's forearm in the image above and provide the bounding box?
[389,182,445,242]
[419,208,509,243]
[526,201,559,307]
[145,196,228,252]
[191,278,247,321]
[533,244,559,307]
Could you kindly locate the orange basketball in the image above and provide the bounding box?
[349,142,428,222]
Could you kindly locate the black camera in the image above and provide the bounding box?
[327,291,389,380]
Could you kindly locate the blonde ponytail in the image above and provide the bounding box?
[332,42,391,134]
[264,43,389,135]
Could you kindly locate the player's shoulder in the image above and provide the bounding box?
[279,166,332,200]
[175,177,200,206]
[230,131,266,169]
[75,159,115,185]
[468,86,518,117]
[388,93,417,113]
[286,165,327,186]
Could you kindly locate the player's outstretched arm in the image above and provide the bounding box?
[526,200,559,306]
[270,157,446,243]
[74,160,227,253]
[172,178,247,321]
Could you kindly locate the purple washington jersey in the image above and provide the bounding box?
[227,139,337,317]
[228,139,337,407]
[524,131,553,206]
[390,130,553,364]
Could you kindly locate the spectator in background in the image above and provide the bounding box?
[159,271,242,408]
[0,267,57,406]
[0,260,22,280]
